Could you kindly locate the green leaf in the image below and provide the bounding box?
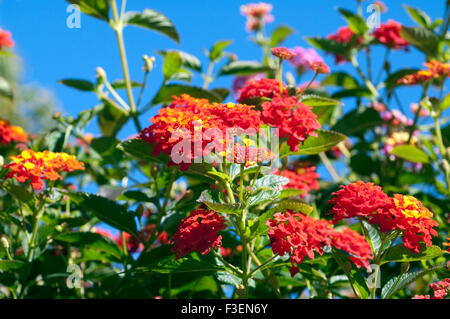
[210,88,230,101]
[118,138,169,164]
[332,108,383,137]
[1,183,37,210]
[270,25,295,47]
[399,26,440,58]
[217,61,272,76]
[305,37,352,57]
[197,189,241,214]
[404,5,432,29]
[58,79,95,92]
[0,260,25,271]
[300,94,343,107]
[440,93,450,112]
[381,265,444,299]
[123,9,180,43]
[332,248,370,299]
[66,191,138,237]
[248,189,280,207]
[209,40,233,62]
[280,129,347,157]
[338,8,368,35]
[391,145,430,163]
[0,76,13,100]
[151,84,222,105]
[254,175,289,190]
[215,271,241,286]
[331,87,372,99]
[110,79,143,90]
[163,52,183,80]
[97,101,128,137]
[361,220,382,256]
[67,0,109,21]
[55,232,122,259]
[321,72,359,89]
[157,50,202,72]
[381,245,443,265]
[90,136,119,155]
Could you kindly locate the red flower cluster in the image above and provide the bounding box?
[4,150,85,190]
[328,181,439,253]
[0,119,28,145]
[310,61,330,74]
[139,94,262,171]
[271,47,296,60]
[261,96,320,151]
[0,28,14,50]
[413,278,450,299]
[171,209,226,259]
[373,20,409,50]
[397,60,450,85]
[236,78,286,102]
[274,165,319,199]
[116,224,169,253]
[327,181,390,224]
[327,26,363,64]
[226,143,275,167]
[267,210,372,277]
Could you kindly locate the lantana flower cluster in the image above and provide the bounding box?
[413,278,450,299]
[397,60,450,85]
[4,149,85,190]
[170,209,226,259]
[240,2,274,32]
[274,164,320,199]
[0,28,14,50]
[266,210,373,277]
[0,119,28,145]
[328,181,438,253]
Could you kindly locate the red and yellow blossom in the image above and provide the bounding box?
[4,149,85,190]
[170,209,226,259]
[267,210,372,277]
[0,119,28,145]
[397,60,450,85]
[0,28,14,50]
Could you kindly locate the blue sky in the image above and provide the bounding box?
[0,0,446,180]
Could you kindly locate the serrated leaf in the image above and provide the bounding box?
[332,108,383,137]
[399,26,439,57]
[321,72,359,89]
[118,138,169,164]
[217,61,271,76]
[97,100,128,137]
[215,271,242,286]
[197,189,241,214]
[151,84,222,105]
[300,94,343,107]
[58,79,95,92]
[280,129,347,157]
[65,191,138,237]
[209,40,233,62]
[404,5,432,29]
[338,8,368,35]
[381,245,443,265]
[55,232,122,259]
[123,9,179,43]
[157,50,202,72]
[381,265,444,299]
[254,175,289,190]
[67,0,110,21]
[391,145,430,163]
[305,37,352,57]
[270,25,295,47]
[361,220,382,256]
[110,79,143,90]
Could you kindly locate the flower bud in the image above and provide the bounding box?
[0,236,9,250]
[143,55,155,72]
[136,204,145,218]
[52,112,62,120]
[96,67,107,80]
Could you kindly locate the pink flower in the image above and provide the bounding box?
[310,61,330,74]
[271,47,296,60]
[289,47,324,72]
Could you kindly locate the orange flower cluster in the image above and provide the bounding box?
[139,94,263,171]
[267,210,372,277]
[328,181,438,253]
[397,60,450,85]
[237,78,287,102]
[0,119,28,145]
[274,165,319,199]
[4,150,85,190]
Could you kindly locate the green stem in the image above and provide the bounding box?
[202,61,215,90]
[434,116,450,194]
[351,55,380,100]
[278,58,283,95]
[111,0,142,133]
[26,200,45,262]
